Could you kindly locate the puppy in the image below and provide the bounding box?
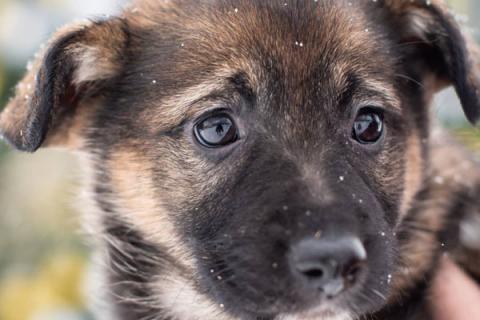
[1,0,480,319]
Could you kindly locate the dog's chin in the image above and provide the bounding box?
[219,292,353,320]
[275,306,353,320]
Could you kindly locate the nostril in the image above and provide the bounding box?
[295,259,337,280]
[303,268,324,279]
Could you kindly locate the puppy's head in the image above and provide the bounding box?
[2,0,480,319]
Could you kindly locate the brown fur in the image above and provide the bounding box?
[1,1,480,319]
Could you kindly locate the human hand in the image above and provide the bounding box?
[430,256,480,320]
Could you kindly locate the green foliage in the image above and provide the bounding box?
[455,127,480,151]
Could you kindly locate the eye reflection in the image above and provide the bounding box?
[352,109,384,144]
[194,113,238,147]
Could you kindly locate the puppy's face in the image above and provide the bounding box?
[1,1,480,319]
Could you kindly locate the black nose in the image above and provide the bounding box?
[289,236,367,298]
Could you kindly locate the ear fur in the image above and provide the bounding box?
[0,18,127,152]
[384,0,480,124]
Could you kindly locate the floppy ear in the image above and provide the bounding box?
[384,0,480,124]
[0,18,127,152]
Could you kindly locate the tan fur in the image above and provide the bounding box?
[278,308,353,320]
[390,185,447,300]
[391,124,480,298]
[154,275,236,320]
[71,45,119,85]
[142,67,254,133]
[109,148,197,270]
[399,131,424,220]
[43,99,100,149]
[1,1,480,319]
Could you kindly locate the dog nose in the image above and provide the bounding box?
[289,236,367,298]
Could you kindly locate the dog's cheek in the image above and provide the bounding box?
[107,147,197,269]
[376,130,434,299]
[399,131,424,222]
[390,187,449,300]
[89,141,234,319]
[368,132,407,227]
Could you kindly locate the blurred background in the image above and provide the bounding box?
[0,1,479,320]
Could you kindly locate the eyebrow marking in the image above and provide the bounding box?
[337,73,401,113]
[143,67,257,134]
[361,78,401,111]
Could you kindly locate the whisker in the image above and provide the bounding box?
[371,289,388,302]
[394,74,424,88]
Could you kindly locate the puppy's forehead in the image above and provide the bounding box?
[127,0,398,125]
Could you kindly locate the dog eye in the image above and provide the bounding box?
[194,113,238,147]
[352,108,384,144]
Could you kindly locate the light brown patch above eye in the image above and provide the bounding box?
[140,65,258,135]
[334,63,401,115]
[361,80,401,113]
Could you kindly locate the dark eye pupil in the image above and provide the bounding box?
[353,111,383,144]
[216,124,225,134]
[195,114,238,147]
